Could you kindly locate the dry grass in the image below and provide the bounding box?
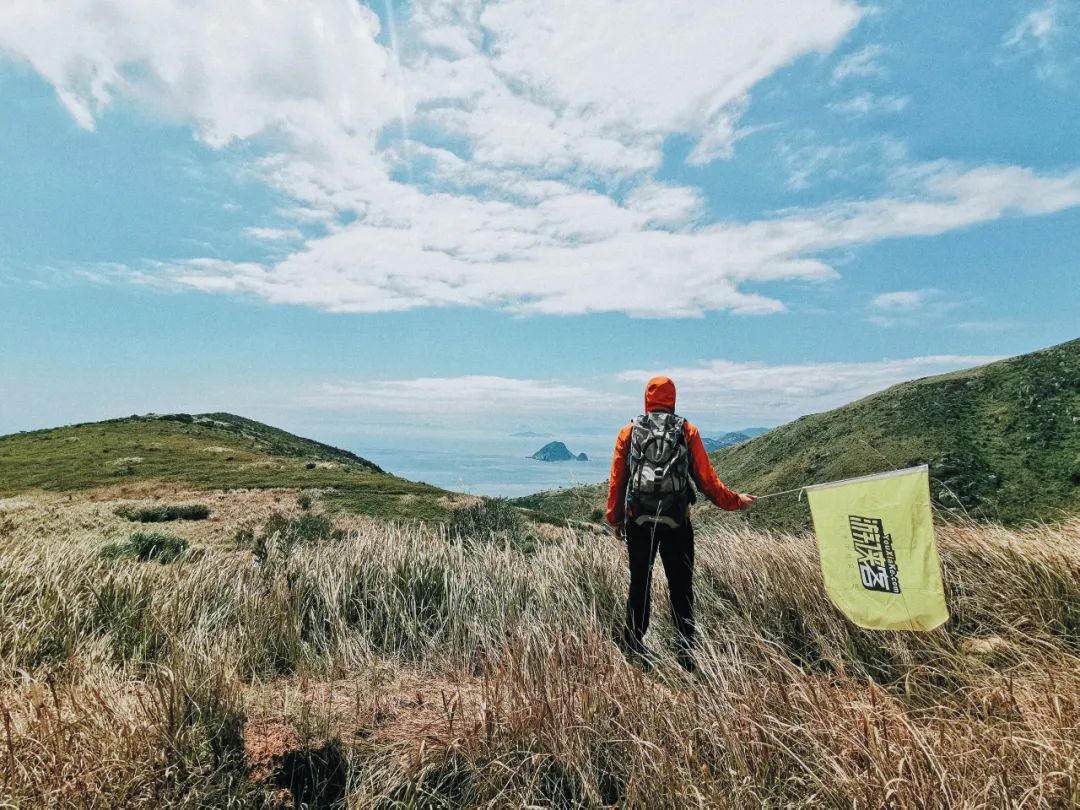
[1,491,1078,807]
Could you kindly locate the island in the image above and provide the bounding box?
[530,441,588,462]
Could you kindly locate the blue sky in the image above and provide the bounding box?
[0,0,1077,449]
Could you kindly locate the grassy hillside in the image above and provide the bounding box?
[0,412,456,520]
[2,497,1077,806]
[2,362,1077,806]
[517,338,1080,530]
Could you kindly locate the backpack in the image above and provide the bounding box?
[625,412,692,526]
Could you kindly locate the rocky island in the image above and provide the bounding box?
[530,441,588,462]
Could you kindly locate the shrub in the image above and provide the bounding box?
[101,531,190,564]
[160,413,195,424]
[298,492,314,511]
[449,499,540,554]
[117,503,212,522]
[237,511,341,562]
[234,525,255,548]
[264,512,337,544]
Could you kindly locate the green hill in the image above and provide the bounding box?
[0,412,454,520]
[515,338,1080,530]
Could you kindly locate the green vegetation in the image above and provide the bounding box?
[514,484,609,528]
[3,511,1077,806]
[0,411,456,521]
[448,498,541,553]
[518,338,1080,531]
[101,530,191,563]
[116,503,211,522]
[236,511,342,562]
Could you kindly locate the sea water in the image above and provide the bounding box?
[356,439,612,497]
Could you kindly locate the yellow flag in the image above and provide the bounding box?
[806,465,948,631]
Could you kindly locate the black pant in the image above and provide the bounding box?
[623,520,695,655]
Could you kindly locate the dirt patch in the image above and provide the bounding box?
[244,716,348,807]
[245,669,491,761]
[244,717,302,782]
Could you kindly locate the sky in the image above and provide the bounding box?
[0,0,1078,451]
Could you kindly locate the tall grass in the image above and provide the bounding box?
[1,513,1077,807]
[100,530,191,564]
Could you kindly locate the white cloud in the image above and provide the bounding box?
[244,227,304,242]
[953,319,1018,334]
[306,375,631,415]
[615,354,999,423]
[0,0,398,148]
[1004,4,1058,52]
[776,133,908,190]
[1002,1,1080,81]
[828,92,910,117]
[779,142,852,190]
[445,0,862,171]
[623,183,705,229]
[305,353,1000,430]
[832,44,887,81]
[866,288,962,327]
[870,289,937,312]
[146,161,1080,318]
[2,2,1080,322]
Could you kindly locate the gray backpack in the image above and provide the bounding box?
[626,412,692,526]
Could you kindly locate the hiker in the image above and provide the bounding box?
[607,376,756,672]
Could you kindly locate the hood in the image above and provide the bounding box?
[645,376,676,413]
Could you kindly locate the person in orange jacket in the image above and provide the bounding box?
[607,376,756,671]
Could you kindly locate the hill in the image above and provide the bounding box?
[702,431,751,452]
[701,428,771,452]
[514,338,1080,530]
[0,412,456,520]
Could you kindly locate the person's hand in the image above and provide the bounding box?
[609,521,625,541]
[737,493,757,510]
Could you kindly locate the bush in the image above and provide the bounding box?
[101,531,190,564]
[449,499,540,553]
[264,512,337,544]
[237,511,341,562]
[117,503,212,522]
[298,492,314,511]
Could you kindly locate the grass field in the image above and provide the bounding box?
[1,488,1077,807]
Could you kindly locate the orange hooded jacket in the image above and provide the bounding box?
[606,376,741,526]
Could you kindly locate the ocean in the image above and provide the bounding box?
[356,440,612,498]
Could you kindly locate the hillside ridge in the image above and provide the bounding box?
[514,337,1080,529]
[5,412,383,472]
[0,411,463,520]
